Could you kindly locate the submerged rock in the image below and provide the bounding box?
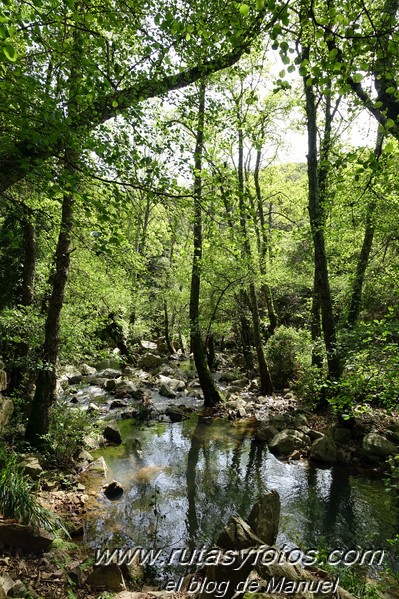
[103,420,122,444]
[104,480,124,500]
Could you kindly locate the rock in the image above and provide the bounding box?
[20,455,43,480]
[337,448,352,464]
[219,371,242,383]
[101,368,123,379]
[110,399,128,409]
[88,457,108,476]
[0,369,7,391]
[247,490,280,545]
[159,382,177,398]
[217,515,265,550]
[158,375,186,392]
[0,574,14,596]
[140,340,157,351]
[80,363,97,376]
[386,430,399,445]
[308,429,324,441]
[120,551,144,582]
[103,420,122,444]
[165,405,186,422]
[334,427,352,444]
[310,435,337,464]
[104,480,124,500]
[269,429,310,456]
[291,413,308,428]
[7,579,27,597]
[363,433,397,459]
[115,380,142,398]
[88,403,101,414]
[290,450,301,460]
[86,565,126,592]
[231,377,249,388]
[141,353,162,369]
[113,593,152,599]
[0,522,54,551]
[0,397,13,433]
[68,373,83,385]
[105,378,118,391]
[254,423,279,443]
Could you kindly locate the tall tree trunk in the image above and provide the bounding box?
[25,158,76,445]
[310,272,323,368]
[237,120,273,394]
[303,66,342,381]
[189,81,223,407]
[6,209,37,397]
[347,130,384,327]
[254,147,278,335]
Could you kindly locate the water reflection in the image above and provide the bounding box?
[85,416,398,574]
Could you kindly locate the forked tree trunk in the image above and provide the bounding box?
[189,81,223,407]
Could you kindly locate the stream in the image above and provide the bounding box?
[83,413,399,582]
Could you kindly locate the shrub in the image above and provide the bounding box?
[41,402,93,469]
[265,326,311,390]
[0,446,67,534]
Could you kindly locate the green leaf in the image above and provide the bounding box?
[2,44,16,62]
[256,0,265,9]
[239,4,249,16]
[352,73,363,83]
[112,100,118,108]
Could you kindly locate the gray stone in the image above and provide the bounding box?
[310,435,337,464]
[159,375,186,392]
[337,448,352,464]
[110,399,128,409]
[105,378,118,391]
[159,382,177,398]
[165,405,186,422]
[0,523,54,552]
[231,377,249,388]
[0,574,14,596]
[68,374,83,385]
[20,455,43,480]
[217,515,265,550]
[101,368,123,379]
[363,433,397,458]
[88,457,108,476]
[308,429,324,441]
[103,420,122,444]
[141,353,162,369]
[140,340,157,351]
[80,363,97,376]
[0,397,13,433]
[254,423,279,443]
[334,427,352,444]
[86,565,126,592]
[247,490,280,545]
[269,429,310,455]
[386,430,399,445]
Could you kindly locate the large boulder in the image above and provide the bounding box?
[103,420,122,444]
[104,480,124,500]
[0,522,54,552]
[159,382,177,398]
[158,375,185,392]
[247,490,280,545]
[269,429,310,456]
[86,565,126,592]
[217,516,265,550]
[141,353,162,369]
[310,435,337,464]
[80,363,97,376]
[363,433,397,459]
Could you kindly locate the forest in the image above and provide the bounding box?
[0,0,399,598]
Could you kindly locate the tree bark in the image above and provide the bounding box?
[189,81,223,407]
[303,67,342,381]
[237,120,273,394]
[347,130,384,327]
[25,158,75,445]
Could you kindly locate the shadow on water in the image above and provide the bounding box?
[84,416,399,577]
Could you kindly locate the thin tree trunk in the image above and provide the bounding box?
[303,65,342,381]
[25,158,75,445]
[164,300,175,354]
[347,130,384,327]
[310,272,323,368]
[189,81,223,407]
[237,120,273,394]
[254,147,278,335]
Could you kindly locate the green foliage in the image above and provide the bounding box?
[41,403,93,469]
[265,326,311,390]
[0,445,67,534]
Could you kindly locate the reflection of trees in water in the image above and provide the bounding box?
[185,419,267,548]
